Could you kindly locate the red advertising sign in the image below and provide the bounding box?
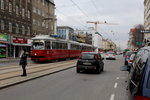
[12,37,28,44]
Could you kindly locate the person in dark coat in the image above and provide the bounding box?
[19,49,28,76]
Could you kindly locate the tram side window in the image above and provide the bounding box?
[62,43,67,50]
[45,41,51,49]
[52,42,57,49]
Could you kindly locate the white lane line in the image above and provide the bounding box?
[110,94,115,100]
[116,77,119,79]
[114,82,118,88]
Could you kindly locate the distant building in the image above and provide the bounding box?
[128,26,144,50]
[56,26,74,40]
[144,0,150,41]
[102,39,116,52]
[32,0,56,36]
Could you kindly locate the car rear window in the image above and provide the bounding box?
[81,53,94,60]
[126,52,136,56]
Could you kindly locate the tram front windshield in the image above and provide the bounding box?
[32,42,44,50]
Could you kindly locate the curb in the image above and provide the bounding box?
[0,66,75,90]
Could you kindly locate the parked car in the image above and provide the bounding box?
[76,52,104,74]
[120,46,150,100]
[105,52,116,60]
[127,54,136,67]
[124,51,137,65]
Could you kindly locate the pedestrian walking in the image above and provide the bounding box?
[19,49,28,76]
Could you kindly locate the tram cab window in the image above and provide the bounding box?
[32,42,44,49]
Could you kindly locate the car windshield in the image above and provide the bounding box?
[81,53,95,60]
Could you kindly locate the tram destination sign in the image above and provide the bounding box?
[141,30,150,33]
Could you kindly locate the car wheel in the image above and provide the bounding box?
[125,61,128,65]
[76,69,80,73]
[101,67,104,72]
[96,67,101,74]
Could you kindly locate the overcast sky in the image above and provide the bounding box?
[54,0,144,49]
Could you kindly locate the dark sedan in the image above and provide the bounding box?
[76,52,104,74]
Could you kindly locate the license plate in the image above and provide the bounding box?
[83,62,91,65]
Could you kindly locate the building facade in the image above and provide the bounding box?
[32,0,56,36]
[0,0,32,58]
[56,26,74,40]
[144,0,150,41]
[127,26,144,50]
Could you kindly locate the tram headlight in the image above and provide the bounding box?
[34,53,37,56]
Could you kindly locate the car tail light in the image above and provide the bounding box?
[129,59,133,63]
[106,54,108,56]
[134,96,150,100]
[94,55,98,61]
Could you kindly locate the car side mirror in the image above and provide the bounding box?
[120,65,130,72]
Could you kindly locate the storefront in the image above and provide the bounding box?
[0,34,8,58]
[11,36,32,58]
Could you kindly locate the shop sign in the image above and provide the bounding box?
[12,37,28,44]
[0,34,8,41]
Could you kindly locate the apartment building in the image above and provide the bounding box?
[32,0,56,36]
[144,0,150,40]
[0,0,32,58]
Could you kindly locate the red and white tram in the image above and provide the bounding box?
[31,35,93,62]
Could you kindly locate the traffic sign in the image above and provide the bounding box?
[141,30,150,33]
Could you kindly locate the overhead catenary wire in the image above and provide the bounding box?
[69,0,92,20]
[56,9,89,29]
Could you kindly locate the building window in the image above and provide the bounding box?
[27,26,30,35]
[42,11,45,17]
[1,20,4,30]
[9,2,12,13]
[0,0,4,10]
[38,9,41,15]
[42,22,45,27]
[22,25,25,34]
[27,10,30,19]
[33,19,36,24]
[42,0,45,6]
[33,7,36,13]
[16,24,19,34]
[38,20,40,26]
[28,0,31,3]
[9,22,12,32]
[22,8,25,17]
[16,5,19,16]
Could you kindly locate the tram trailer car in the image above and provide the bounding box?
[31,35,93,62]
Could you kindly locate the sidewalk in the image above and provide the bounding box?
[0,59,76,89]
[0,57,30,63]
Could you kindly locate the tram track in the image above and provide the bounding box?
[0,60,77,81]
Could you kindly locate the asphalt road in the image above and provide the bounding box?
[0,55,128,100]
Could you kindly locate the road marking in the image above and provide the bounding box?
[114,82,118,88]
[116,77,126,80]
[110,94,115,100]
